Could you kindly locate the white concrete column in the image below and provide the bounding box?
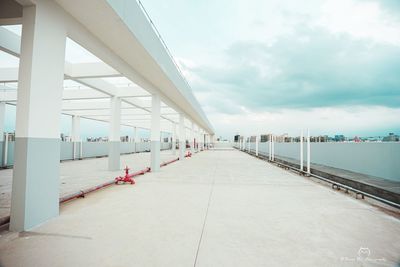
[307,129,311,174]
[0,102,6,166]
[108,96,121,171]
[199,129,202,151]
[191,122,195,154]
[195,127,198,151]
[3,133,8,167]
[10,2,66,231]
[196,126,200,151]
[300,130,304,171]
[255,135,259,156]
[71,115,80,142]
[0,102,5,142]
[133,126,140,152]
[172,122,177,155]
[150,94,161,172]
[71,115,80,160]
[179,114,185,160]
[200,130,204,150]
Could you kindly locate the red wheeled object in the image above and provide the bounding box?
[185,151,192,158]
[115,166,136,184]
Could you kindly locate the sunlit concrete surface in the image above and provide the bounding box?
[0,150,399,266]
[0,151,179,219]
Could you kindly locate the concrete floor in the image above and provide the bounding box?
[0,150,399,266]
[0,151,179,219]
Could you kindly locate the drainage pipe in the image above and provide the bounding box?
[160,158,179,167]
[0,156,184,228]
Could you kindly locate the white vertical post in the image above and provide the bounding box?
[10,2,66,231]
[108,97,121,171]
[71,115,80,160]
[71,115,80,141]
[179,114,185,160]
[133,126,137,152]
[300,130,304,171]
[80,140,83,159]
[0,102,5,143]
[268,135,272,160]
[150,94,161,172]
[255,135,259,156]
[3,133,8,166]
[172,122,176,155]
[307,129,311,174]
[134,126,139,152]
[191,122,195,154]
[199,129,203,151]
[193,124,199,152]
[198,129,201,151]
[272,135,275,161]
[0,102,6,167]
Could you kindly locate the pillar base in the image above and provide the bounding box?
[10,137,60,231]
[151,141,160,172]
[108,141,120,171]
[179,142,185,160]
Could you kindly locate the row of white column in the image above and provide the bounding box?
[67,95,212,173]
[6,2,214,232]
[238,131,311,174]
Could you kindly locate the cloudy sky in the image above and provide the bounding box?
[141,0,400,138]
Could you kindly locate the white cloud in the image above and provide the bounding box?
[316,0,400,46]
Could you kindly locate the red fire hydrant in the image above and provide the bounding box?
[115,166,135,184]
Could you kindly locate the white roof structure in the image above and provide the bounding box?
[0,0,214,134]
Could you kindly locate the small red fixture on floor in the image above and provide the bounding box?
[185,151,192,158]
[115,166,136,184]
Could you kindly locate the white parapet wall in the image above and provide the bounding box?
[213,142,235,149]
[0,141,172,167]
[234,141,400,182]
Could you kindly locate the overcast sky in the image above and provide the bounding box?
[141,0,400,138]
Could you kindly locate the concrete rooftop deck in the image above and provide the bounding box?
[0,151,179,219]
[0,150,399,266]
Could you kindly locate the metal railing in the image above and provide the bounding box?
[235,145,400,209]
[136,0,192,89]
